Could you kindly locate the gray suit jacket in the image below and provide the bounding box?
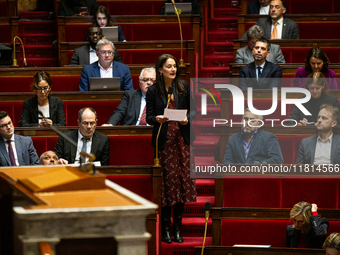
[236,44,285,64]
[69,44,123,65]
[295,134,340,164]
[107,90,143,125]
[0,134,39,166]
[241,17,299,40]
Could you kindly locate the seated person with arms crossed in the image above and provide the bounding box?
[104,67,156,126]
[39,151,59,165]
[288,72,340,126]
[287,201,329,248]
[247,0,288,14]
[0,111,39,166]
[79,38,133,91]
[54,108,110,165]
[236,25,285,64]
[223,108,283,164]
[241,0,299,40]
[70,26,123,65]
[19,71,66,127]
[239,38,282,89]
[323,233,340,255]
[295,104,340,164]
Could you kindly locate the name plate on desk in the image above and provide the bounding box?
[17,166,106,192]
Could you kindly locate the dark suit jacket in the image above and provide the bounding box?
[286,216,329,248]
[295,134,340,164]
[146,81,197,150]
[19,96,66,127]
[223,129,284,163]
[247,0,288,14]
[0,134,39,166]
[54,130,110,165]
[239,61,282,89]
[108,89,143,125]
[69,44,123,65]
[78,61,133,91]
[241,17,299,40]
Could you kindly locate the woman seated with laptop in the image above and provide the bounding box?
[93,6,127,42]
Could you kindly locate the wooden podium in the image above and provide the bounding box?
[0,165,157,255]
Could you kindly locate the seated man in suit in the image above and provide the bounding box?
[239,37,282,89]
[241,0,299,40]
[39,151,59,165]
[79,38,133,91]
[223,109,283,163]
[103,67,156,126]
[70,26,123,66]
[296,104,340,164]
[247,0,288,14]
[54,108,110,165]
[236,25,285,64]
[0,111,39,166]
[323,232,340,255]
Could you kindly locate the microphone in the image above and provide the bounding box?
[201,202,211,255]
[11,36,28,68]
[170,0,185,67]
[154,86,174,167]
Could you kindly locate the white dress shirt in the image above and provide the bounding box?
[314,133,332,164]
[75,130,93,164]
[271,17,283,39]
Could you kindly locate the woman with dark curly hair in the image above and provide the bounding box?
[93,5,127,42]
[292,47,337,89]
[146,54,196,243]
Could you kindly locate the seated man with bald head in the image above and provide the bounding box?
[39,151,59,165]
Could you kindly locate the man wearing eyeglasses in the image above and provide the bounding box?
[54,108,110,165]
[79,38,133,91]
[0,111,39,166]
[103,67,156,126]
[70,26,123,66]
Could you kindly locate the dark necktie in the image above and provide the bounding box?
[80,137,90,162]
[139,105,147,126]
[7,140,16,166]
[257,66,262,80]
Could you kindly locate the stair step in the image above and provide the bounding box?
[185,196,215,216]
[209,30,238,41]
[215,8,241,18]
[19,11,52,20]
[18,21,54,34]
[200,67,230,78]
[18,33,55,45]
[22,45,55,58]
[205,41,234,55]
[169,218,212,237]
[161,237,212,255]
[205,54,234,67]
[196,179,215,186]
[192,120,219,136]
[20,57,57,68]
[195,156,220,167]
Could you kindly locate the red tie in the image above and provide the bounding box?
[7,140,16,166]
[139,105,147,125]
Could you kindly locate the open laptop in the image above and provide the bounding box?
[90,77,121,91]
[164,3,192,15]
[101,26,119,42]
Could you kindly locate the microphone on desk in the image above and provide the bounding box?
[201,202,212,255]
[171,0,185,67]
[154,86,174,167]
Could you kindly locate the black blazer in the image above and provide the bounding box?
[69,44,123,66]
[286,216,329,248]
[146,81,196,150]
[54,130,110,165]
[19,96,66,127]
[239,61,282,89]
[108,90,143,125]
[247,0,288,14]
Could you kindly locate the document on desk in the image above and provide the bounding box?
[164,108,187,121]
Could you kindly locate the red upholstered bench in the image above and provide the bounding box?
[282,48,340,64]
[109,136,153,165]
[221,219,289,247]
[97,1,164,15]
[106,175,153,201]
[299,23,340,39]
[285,0,334,14]
[65,101,121,126]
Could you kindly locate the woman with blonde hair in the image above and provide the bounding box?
[323,232,340,255]
[286,201,329,248]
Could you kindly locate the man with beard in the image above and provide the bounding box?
[241,0,298,40]
[223,109,283,163]
[296,104,340,164]
[70,26,123,65]
[239,38,282,89]
[39,151,59,165]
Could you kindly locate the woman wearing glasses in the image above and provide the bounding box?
[19,71,66,127]
[286,201,329,248]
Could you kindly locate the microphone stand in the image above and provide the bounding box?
[154,87,173,167]
[171,0,185,67]
[201,202,211,255]
[11,36,28,68]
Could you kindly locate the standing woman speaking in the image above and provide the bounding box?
[146,54,197,243]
